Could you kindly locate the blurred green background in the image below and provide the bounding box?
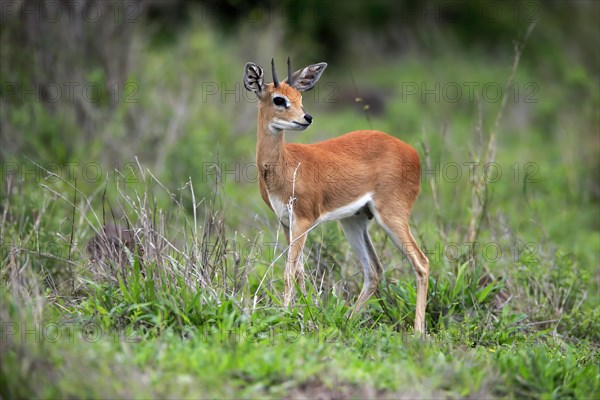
[2,0,598,200]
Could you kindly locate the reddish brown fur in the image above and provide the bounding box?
[251,79,429,333]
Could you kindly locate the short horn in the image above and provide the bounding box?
[271,58,279,88]
[287,57,293,86]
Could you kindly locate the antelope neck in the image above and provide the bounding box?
[256,110,289,168]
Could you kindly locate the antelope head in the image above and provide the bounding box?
[243,58,327,134]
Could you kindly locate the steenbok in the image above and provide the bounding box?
[244,58,429,332]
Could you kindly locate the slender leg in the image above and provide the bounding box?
[340,213,383,316]
[283,218,311,308]
[376,213,429,333]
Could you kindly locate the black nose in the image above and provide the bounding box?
[304,114,313,123]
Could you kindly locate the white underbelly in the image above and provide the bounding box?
[267,192,374,225]
[318,193,373,222]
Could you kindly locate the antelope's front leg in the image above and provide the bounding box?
[282,219,311,308]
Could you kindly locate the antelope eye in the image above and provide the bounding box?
[273,97,286,107]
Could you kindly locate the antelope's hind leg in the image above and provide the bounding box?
[340,211,383,317]
[376,212,429,333]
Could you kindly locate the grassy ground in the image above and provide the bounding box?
[1,13,599,400]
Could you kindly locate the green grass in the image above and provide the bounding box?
[1,152,598,398]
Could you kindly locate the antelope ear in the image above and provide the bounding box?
[284,62,327,92]
[243,62,264,97]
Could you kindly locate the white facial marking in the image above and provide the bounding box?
[318,193,373,223]
[269,119,309,133]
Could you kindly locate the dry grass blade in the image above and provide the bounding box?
[467,22,537,252]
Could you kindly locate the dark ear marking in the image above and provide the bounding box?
[243,62,265,96]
